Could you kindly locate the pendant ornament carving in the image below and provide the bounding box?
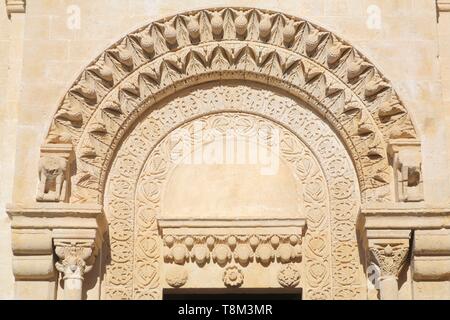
[165,265,188,288]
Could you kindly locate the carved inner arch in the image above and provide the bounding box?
[30,7,423,300]
[102,82,363,300]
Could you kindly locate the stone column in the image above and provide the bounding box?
[8,203,105,300]
[368,235,410,300]
[55,239,95,300]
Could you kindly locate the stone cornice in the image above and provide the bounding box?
[359,203,450,230]
[7,203,103,218]
[7,203,106,231]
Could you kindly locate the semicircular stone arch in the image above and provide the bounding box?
[103,82,362,300]
[42,7,418,205]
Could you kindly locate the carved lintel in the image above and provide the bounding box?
[54,239,95,281]
[388,139,423,202]
[159,218,305,267]
[37,144,74,203]
[5,0,26,16]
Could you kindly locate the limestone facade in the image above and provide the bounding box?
[1,1,450,300]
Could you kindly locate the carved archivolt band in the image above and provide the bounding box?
[104,84,362,299]
[43,7,417,204]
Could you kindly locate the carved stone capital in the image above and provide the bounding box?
[369,242,409,278]
[368,232,410,278]
[55,239,95,280]
[159,218,305,267]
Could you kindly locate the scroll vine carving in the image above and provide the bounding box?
[104,85,362,300]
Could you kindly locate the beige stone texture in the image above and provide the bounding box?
[1,0,450,300]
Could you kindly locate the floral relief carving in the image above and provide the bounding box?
[369,243,409,278]
[55,240,95,281]
[278,264,301,288]
[103,87,362,300]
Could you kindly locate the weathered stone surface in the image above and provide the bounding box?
[1,1,450,300]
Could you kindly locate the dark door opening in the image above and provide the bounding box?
[163,288,302,300]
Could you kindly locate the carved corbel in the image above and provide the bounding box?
[54,239,97,300]
[388,139,423,202]
[367,230,411,300]
[37,144,74,202]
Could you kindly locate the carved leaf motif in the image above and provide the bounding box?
[175,17,190,47]
[269,15,284,46]
[150,25,169,55]
[199,11,213,41]
[186,52,205,75]
[246,10,259,41]
[211,47,231,70]
[223,9,235,39]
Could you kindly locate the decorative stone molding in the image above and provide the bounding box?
[367,230,411,300]
[41,7,419,205]
[413,229,450,281]
[160,218,305,267]
[388,139,423,202]
[437,1,450,12]
[7,203,106,299]
[360,203,450,230]
[5,0,26,16]
[369,239,409,278]
[37,144,74,203]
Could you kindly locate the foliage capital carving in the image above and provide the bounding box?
[369,239,410,278]
[55,239,95,280]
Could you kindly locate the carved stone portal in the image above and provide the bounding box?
[12,7,435,300]
[103,86,363,300]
